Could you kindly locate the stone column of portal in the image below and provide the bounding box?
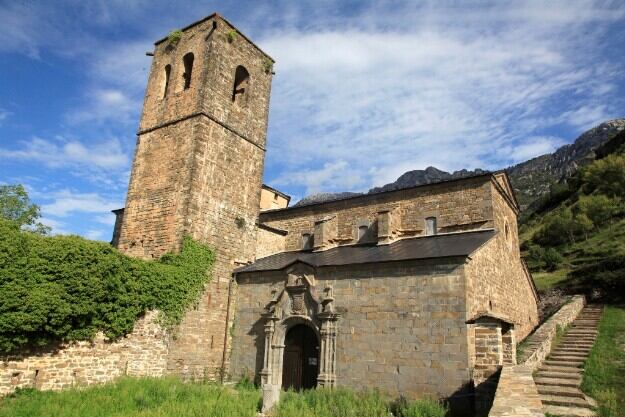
[260,303,281,412]
[317,287,340,388]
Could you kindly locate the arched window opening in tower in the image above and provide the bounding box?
[183,53,194,90]
[232,65,250,104]
[162,64,171,98]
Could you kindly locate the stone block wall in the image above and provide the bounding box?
[464,182,539,343]
[0,311,168,396]
[256,226,286,259]
[259,176,494,252]
[117,15,274,380]
[230,259,474,408]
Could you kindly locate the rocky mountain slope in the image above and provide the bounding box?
[293,118,625,209]
[509,118,625,209]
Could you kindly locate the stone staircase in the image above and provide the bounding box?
[533,305,603,417]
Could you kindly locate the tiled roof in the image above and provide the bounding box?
[235,229,495,274]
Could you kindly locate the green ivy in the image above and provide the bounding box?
[0,219,214,354]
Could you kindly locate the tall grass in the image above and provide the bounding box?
[0,377,261,417]
[0,377,448,417]
[581,306,625,417]
[272,388,447,417]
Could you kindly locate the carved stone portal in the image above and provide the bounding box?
[260,263,340,411]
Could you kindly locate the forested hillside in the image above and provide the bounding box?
[520,130,625,300]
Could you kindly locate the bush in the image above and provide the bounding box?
[578,194,621,226]
[0,219,214,353]
[582,153,625,198]
[535,208,594,246]
[542,247,564,271]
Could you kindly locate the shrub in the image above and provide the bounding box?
[535,208,594,246]
[167,30,183,44]
[0,219,214,353]
[578,194,621,226]
[542,247,564,271]
[582,153,625,198]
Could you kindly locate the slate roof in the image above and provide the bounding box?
[234,229,496,274]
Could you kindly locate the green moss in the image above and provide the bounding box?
[0,219,214,353]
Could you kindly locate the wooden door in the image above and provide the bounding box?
[282,325,319,391]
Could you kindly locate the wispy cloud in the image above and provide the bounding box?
[260,1,625,195]
[0,136,128,170]
[41,189,122,217]
[0,108,10,125]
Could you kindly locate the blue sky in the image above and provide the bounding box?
[1,1,624,241]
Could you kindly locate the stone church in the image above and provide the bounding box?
[111,13,539,414]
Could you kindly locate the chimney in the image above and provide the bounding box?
[377,209,394,245]
[313,216,335,251]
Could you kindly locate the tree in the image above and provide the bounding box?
[0,184,50,234]
[578,194,620,226]
[582,153,625,198]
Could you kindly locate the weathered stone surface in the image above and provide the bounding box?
[0,312,167,396]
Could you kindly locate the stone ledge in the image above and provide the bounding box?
[520,295,586,370]
[488,365,544,417]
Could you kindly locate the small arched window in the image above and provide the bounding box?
[232,65,250,104]
[425,217,437,236]
[162,64,171,98]
[182,53,194,90]
[302,233,313,250]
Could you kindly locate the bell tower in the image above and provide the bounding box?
[117,13,274,379]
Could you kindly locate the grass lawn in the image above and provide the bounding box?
[532,269,570,291]
[582,305,625,417]
[0,377,448,417]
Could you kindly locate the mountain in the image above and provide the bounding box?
[292,118,625,209]
[508,118,625,209]
[368,167,489,194]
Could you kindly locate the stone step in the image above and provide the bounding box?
[549,354,587,361]
[535,370,583,381]
[537,385,586,398]
[543,360,584,368]
[543,404,596,417]
[552,347,591,352]
[546,357,585,364]
[561,338,596,343]
[534,376,581,387]
[540,394,594,409]
[538,365,583,374]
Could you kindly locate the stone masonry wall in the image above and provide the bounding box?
[464,182,539,344]
[230,259,474,409]
[256,227,286,259]
[259,177,494,252]
[117,15,273,380]
[0,311,167,396]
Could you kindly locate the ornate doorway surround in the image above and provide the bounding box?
[259,263,340,411]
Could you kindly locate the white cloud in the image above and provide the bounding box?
[0,108,10,125]
[497,136,568,164]
[66,88,141,124]
[261,1,625,193]
[94,213,116,226]
[0,136,129,170]
[41,189,122,217]
[85,229,105,241]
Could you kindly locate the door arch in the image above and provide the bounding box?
[282,324,319,391]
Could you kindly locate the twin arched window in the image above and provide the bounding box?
[161,57,250,103]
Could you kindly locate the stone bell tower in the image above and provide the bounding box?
[116,13,274,379]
